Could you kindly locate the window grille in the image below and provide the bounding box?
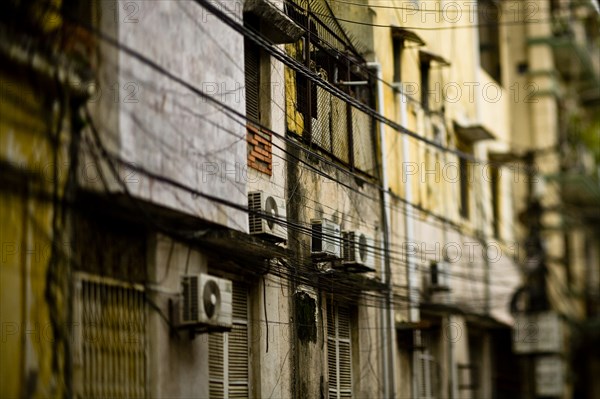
[285,0,376,179]
[73,272,147,399]
[327,302,353,398]
[209,282,249,399]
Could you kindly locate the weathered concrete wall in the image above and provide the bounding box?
[88,1,248,232]
[147,235,210,398]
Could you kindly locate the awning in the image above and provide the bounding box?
[244,0,304,44]
[419,49,451,66]
[391,27,426,46]
[488,151,521,163]
[454,121,495,142]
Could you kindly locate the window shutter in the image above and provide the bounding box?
[417,351,435,399]
[327,301,353,399]
[244,40,260,123]
[209,282,249,399]
[337,306,352,397]
[209,334,225,399]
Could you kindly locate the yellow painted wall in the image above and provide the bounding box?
[1,67,67,398]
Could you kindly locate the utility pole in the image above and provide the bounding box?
[512,150,565,399]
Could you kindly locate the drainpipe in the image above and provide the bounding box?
[396,84,420,399]
[367,61,396,398]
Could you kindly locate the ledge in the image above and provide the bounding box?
[244,0,304,44]
[453,122,495,143]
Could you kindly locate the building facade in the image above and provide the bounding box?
[1,1,598,399]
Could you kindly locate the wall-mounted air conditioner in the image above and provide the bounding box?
[180,274,232,328]
[342,231,375,272]
[428,261,451,304]
[311,219,341,259]
[248,191,287,242]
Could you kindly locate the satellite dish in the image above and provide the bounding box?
[203,279,221,319]
[265,196,279,230]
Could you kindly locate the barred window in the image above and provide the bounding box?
[73,273,148,399]
[327,301,353,398]
[285,0,377,178]
[209,282,250,399]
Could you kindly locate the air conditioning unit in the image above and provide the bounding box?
[428,261,451,304]
[342,231,375,272]
[248,191,287,242]
[311,219,341,259]
[180,274,232,328]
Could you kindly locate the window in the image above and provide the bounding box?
[417,350,437,399]
[209,282,249,399]
[244,16,273,175]
[420,60,431,111]
[457,140,473,220]
[74,273,148,399]
[459,156,470,219]
[490,166,500,238]
[478,0,501,82]
[285,0,376,177]
[245,37,260,123]
[393,37,404,83]
[327,301,353,399]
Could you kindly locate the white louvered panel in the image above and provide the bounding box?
[209,333,225,377]
[77,273,146,399]
[232,282,248,322]
[338,341,352,394]
[327,338,337,388]
[209,333,225,399]
[228,325,249,385]
[337,306,351,339]
[327,303,335,338]
[229,384,249,399]
[418,352,434,399]
[209,282,249,399]
[327,301,353,399]
[210,383,225,399]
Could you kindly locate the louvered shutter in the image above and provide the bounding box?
[244,39,260,123]
[209,334,225,399]
[417,351,434,399]
[209,282,249,399]
[327,301,353,399]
